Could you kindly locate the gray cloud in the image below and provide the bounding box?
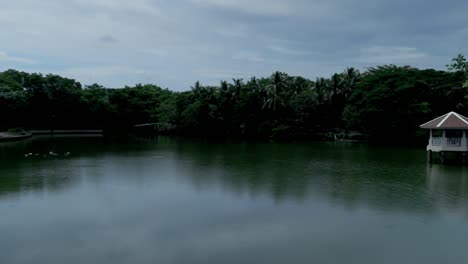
[358,46,428,64]
[232,51,265,62]
[190,0,303,16]
[268,45,314,56]
[0,51,36,64]
[0,0,467,89]
[99,35,118,43]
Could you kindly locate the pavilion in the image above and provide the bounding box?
[420,111,468,163]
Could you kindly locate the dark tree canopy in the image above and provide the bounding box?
[0,55,467,143]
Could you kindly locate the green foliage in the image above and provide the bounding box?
[0,54,467,142]
[447,54,468,72]
[344,65,464,141]
[447,54,468,88]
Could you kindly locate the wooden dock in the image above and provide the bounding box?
[31,130,104,135]
[0,132,32,142]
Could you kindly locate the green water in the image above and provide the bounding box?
[1,137,468,264]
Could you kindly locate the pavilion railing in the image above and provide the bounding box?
[431,137,442,146]
[446,137,462,147]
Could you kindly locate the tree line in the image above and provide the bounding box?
[1,55,467,142]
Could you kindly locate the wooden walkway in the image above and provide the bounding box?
[133,123,175,135]
[0,132,32,142]
[31,130,103,135]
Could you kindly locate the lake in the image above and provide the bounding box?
[1,137,468,264]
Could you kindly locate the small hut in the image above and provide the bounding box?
[420,111,468,163]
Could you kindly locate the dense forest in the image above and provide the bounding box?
[1,55,468,143]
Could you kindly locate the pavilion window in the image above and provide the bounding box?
[431,130,442,146]
[445,130,462,147]
[466,130,468,147]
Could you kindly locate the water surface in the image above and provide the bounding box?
[1,137,468,264]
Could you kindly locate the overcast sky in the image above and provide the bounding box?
[0,0,467,90]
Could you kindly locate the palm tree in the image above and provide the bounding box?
[290,76,309,96]
[262,84,278,112]
[314,77,330,103]
[330,73,344,99]
[191,81,203,97]
[220,80,228,92]
[342,67,360,98]
[244,77,260,95]
[262,72,286,112]
[231,78,243,102]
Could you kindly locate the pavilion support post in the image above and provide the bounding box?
[439,151,445,164]
[429,129,433,147]
[427,150,433,164]
[442,129,446,149]
[463,130,467,150]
